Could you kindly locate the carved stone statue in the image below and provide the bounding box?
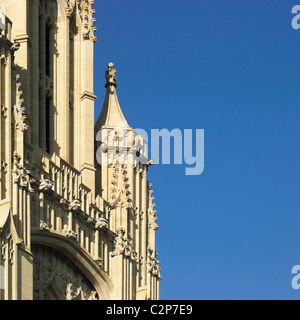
[105,62,117,88]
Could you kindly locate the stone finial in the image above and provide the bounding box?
[105,62,117,88]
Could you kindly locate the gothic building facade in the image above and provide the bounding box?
[0,0,161,300]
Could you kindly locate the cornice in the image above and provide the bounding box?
[80,90,97,102]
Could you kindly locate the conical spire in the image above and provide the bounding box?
[95,63,130,131]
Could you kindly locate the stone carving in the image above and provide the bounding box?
[148,184,158,230]
[33,245,98,300]
[139,168,145,179]
[1,104,7,118]
[1,161,7,174]
[80,0,97,42]
[111,228,137,260]
[111,228,125,257]
[147,159,154,167]
[40,220,50,231]
[0,0,161,300]
[94,257,103,269]
[14,104,28,132]
[109,161,132,209]
[139,211,144,220]
[100,141,108,153]
[39,179,54,192]
[95,217,108,230]
[19,174,34,191]
[146,247,162,279]
[68,199,82,211]
[12,152,34,192]
[13,75,28,132]
[12,152,21,184]
[11,42,20,52]
[66,230,78,240]
[105,62,117,88]
[65,0,76,18]
[148,215,159,231]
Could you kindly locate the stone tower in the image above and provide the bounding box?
[0,0,161,300]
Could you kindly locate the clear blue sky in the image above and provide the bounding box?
[93,0,300,300]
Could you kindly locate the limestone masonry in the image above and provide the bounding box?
[0,0,161,300]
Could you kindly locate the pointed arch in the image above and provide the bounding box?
[32,231,113,300]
